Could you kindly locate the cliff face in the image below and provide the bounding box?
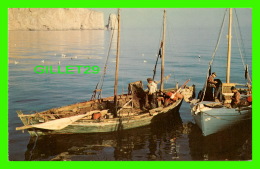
[107,14,118,30]
[8,8,104,31]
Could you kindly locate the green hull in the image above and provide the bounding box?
[23,99,182,136]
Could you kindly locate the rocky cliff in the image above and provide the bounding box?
[106,14,118,30]
[8,8,104,31]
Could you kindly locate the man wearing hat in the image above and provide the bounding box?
[207,72,220,102]
[208,72,218,87]
[231,86,240,108]
[147,78,157,109]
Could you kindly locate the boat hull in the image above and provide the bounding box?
[26,99,183,136]
[191,102,251,136]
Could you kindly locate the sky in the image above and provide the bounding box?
[91,8,252,30]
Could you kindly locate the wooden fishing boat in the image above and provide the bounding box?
[190,8,252,136]
[16,9,193,137]
[16,94,184,136]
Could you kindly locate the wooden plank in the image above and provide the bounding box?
[117,99,132,114]
[78,104,92,108]
[16,110,30,126]
[16,110,101,131]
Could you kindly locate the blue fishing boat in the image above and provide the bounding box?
[191,101,251,136]
[190,8,252,136]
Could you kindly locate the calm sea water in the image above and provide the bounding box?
[8,23,252,161]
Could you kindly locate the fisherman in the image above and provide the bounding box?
[207,72,220,102]
[231,86,240,108]
[147,78,157,109]
[208,72,217,87]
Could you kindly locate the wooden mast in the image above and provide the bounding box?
[226,8,232,83]
[160,9,166,92]
[114,8,120,113]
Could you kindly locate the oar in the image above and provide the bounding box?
[170,79,190,99]
[16,110,100,131]
[117,99,132,114]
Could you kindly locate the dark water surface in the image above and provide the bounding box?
[8,22,251,161]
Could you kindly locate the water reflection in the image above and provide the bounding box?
[23,112,251,161]
[9,30,105,58]
[25,112,184,161]
[8,30,106,72]
[188,120,252,161]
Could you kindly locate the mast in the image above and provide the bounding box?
[114,8,120,112]
[160,9,166,92]
[226,8,232,83]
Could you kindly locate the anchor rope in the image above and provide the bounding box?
[29,122,39,160]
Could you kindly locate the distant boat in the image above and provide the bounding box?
[16,9,194,137]
[190,8,252,136]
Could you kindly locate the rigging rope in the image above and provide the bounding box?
[209,8,228,66]
[153,51,160,80]
[152,16,164,80]
[234,9,252,84]
[201,8,228,101]
[91,19,117,100]
[201,8,252,101]
[234,9,247,69]
[166,16,177,84]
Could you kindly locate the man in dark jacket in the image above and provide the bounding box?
[231,86,240,108]
[207,72,221,102]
